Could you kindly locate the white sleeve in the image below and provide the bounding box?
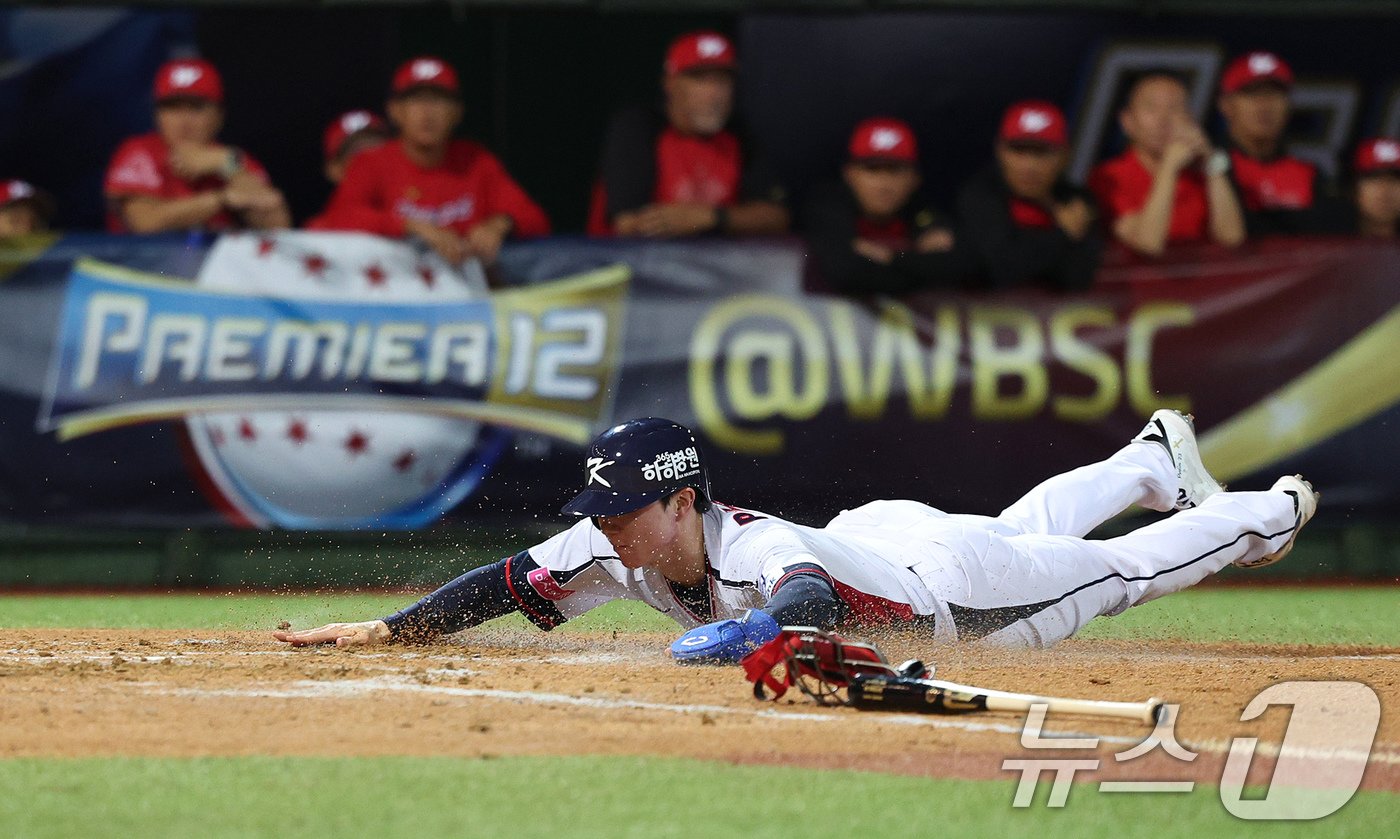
[723,522,828,602]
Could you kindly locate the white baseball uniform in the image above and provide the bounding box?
[517,441,1302,648]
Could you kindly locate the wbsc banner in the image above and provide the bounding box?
[1,232,1397,529]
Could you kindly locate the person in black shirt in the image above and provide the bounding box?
[957,101,1100,291]
[587,31,788,238]
[801,117,963,295]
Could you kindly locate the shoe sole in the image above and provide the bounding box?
[1235,476,1318,569]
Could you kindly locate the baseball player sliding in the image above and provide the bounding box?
[274,412,1317,659]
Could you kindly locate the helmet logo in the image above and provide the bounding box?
[586,456,616,487]
[642,447,701,482]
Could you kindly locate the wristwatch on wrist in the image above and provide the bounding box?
[222,149,244,178]
[1206,150,1231,177]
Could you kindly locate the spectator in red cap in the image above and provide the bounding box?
[801,117,962,295]
[955,101,1101,291]
[587,31,788,238]
[104,58,290,234]
[0,180,56,238]
[1217,51,1341,235]
[322,110,390,186]
[315,56,550,267]
[1352,138,1400,239]
[1088,71,1245,256]
[304,110,390,230]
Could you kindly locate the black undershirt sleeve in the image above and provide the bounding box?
[381,551,567,642]
[760,565,842,630]
[955,176,1099,292]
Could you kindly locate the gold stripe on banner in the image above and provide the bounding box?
[0,233,61,283]
[1197,304,1400,482]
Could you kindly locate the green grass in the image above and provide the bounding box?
[0,755,1391,839]
[2,587,1398,646]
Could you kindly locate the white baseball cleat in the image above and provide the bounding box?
[1132,409,1223,510]
[1235,475,1319,569]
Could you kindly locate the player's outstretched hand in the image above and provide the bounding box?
[273,620,391,648]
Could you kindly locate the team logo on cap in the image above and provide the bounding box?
[586,456,616,487]
[1248,53,1279,75]
[697,36,728,58]
[341,111,373,133]
[7,181,34,200]
[1376,141,1400,163]
[642,447,701,482]
[412,59,444,80]
[1019,109,1052,133]
[869,128,903,151]
[170,65,203,88]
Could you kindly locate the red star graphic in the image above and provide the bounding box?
[303,253,329,278]
[365,264,387,287]
[392,450,417,473]
[344,429,370,457]
[416,264,436,288]
[286,419,310,445]
[237,418,256,441]
[257,237,276,257]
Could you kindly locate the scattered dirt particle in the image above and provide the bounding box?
[1089,677,1111,685]
[276,621,292,631]
[700,713,716,726]
[474,723,491,734]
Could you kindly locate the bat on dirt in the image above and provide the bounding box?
[847,673,1165,724]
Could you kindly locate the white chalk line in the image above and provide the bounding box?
[132,676,1400,767]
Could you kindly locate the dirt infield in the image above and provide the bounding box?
[2,628,1397,792]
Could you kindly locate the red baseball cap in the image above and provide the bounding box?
[848,117,918,165]
[153,58,223,104]
[391,56,460,97]
[1,179,56,220]
[323,110,389,161]
[1355,138,1400,175]
[1221,51,1294,94]
[664,32,736,76]
[999,101,1068,147]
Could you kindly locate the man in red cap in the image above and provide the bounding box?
[956,101,1101,291]
[104,58,289,234]
[0,180,56,238]
[304,110,390,230]
[1089,71,1245,256]
[801,117,962,295]
[322,110,390,186]
[1217,51,1339,235]
[587,31,788,238]
[1351,138,1400,239]
[315,56,549,266]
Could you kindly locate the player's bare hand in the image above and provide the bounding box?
[1163,119,1209,171]
[169,143,232,179]
[632,203,718,238]
[273,619,391,648]
[222,182,283,213]
[405,220,469,264]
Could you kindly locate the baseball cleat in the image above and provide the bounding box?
[1235,475,1319,569]
[1132,409,1223,510]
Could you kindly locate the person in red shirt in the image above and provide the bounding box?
[588,31,788,238]
[956,101,1101,291]
[0,180,56,237]
[1352,138,1400,239]
[1217,51,1342,235]
[1088,71,1245,256]
[322,110,390,186]
[801,117,960,295]
[314,56,550,266]
[103,58,289,234]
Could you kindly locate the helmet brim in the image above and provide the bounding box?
[561,488,665,517]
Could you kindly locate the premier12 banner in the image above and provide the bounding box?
[1,232,1397,529]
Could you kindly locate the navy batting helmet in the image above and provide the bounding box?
[561,418,711,517]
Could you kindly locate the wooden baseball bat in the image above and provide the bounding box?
[848,673,1165,724]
